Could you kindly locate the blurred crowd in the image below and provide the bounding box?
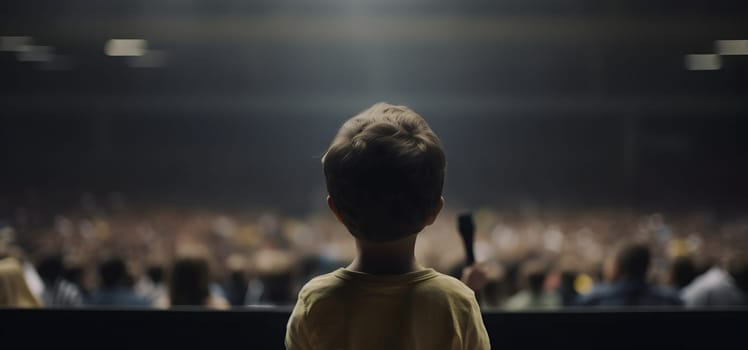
[1,193,747,310]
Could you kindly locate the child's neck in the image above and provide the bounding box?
[347,234,424,275]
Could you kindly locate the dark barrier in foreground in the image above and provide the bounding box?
[1,308,746,349]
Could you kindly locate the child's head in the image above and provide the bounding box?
[322,102,446,242]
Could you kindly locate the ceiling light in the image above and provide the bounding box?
[715,40,748,55]
[684,54,721,71]
[105,39,147,57]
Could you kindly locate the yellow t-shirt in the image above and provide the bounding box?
[285,268,490,350]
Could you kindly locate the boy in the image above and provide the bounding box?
[286,103,490,349]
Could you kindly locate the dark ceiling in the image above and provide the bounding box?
[1,0,747,211]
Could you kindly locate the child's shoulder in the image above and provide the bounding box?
[296,270,348,302]
[298,268,475,304]
[426,271,475,295]
[414,271,477,304]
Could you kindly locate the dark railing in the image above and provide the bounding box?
[1,307,746,349]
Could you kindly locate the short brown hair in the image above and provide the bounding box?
[322,103,446,242]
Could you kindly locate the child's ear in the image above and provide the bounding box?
[424,196,445,226]
[327,195,345,224]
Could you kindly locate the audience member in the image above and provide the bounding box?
[465,261,506,309]
[37,255,83,307]
[1,238,45,301]
[576,243,682,306]
[135,265,167,305]
[223,254,249,306]
[161,256,229,309]
[461,264,489,292]
[247,249,295,305]
[0,257,42,307]
[558,271,580,306]
[669,256,697,290]
[87,258,150,307]
[63,265,91,300]
[503,260,560,310]
[681,255,748,307]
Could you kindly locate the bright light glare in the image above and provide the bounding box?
[715,40,748,55]
[684,54,721,71]
[105,39,147,56]
[1,36,31,52]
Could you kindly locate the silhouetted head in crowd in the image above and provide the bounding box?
[520,261,548,295]
[503,262,521,294]
[612,243,650,282]
[322,102,445,243]
[560,271,577,290]
[670,256,696,289]
[37,254,65,284]
[98,258,129,289]
[63,265,84,286]
[253,249,295,304]
[169,256,211,306]
[559,270,579,306]
[146,265,164,285]
[260,271,294,305]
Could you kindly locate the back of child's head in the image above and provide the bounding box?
[322,102,446,242]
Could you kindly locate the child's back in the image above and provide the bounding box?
[287,268,488,349]
[286,103,490,349]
